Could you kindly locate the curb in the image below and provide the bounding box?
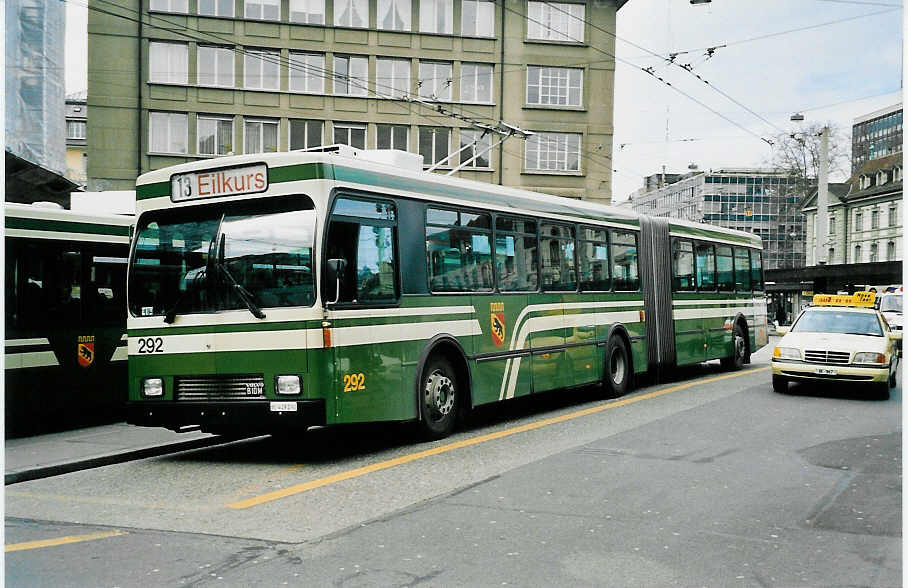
[5,436,232,485]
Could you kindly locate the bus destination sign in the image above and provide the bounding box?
[171,164,268,202]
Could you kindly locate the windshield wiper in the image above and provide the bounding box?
[212,233,265,320]
[163,266,208,324]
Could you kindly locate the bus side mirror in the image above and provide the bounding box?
[326,258,347,305]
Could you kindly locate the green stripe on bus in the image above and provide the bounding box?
[136,182,170,200]
[270,162,334,184]
[5,217,129,236]
[129,320,319,337]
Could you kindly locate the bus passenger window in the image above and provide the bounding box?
[578,227,609,291]
[495,217,537,292]
[326,196,398,304]
[671,239,695,291]
[610,230,639,291]
[695,242,716,291]
[426,208,492,292]
[734,248,752,291]
[540,224,576,291]
[750,251,764,291]
[716,246,734,291]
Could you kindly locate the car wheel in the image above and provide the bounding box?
[418,355,459,440]
[889,363,897,388]
[721,323,746,371]
[772,375,788,394]
[603,336,631,397]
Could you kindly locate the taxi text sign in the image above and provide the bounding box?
[171,164,268,202]
[813,291,876,307]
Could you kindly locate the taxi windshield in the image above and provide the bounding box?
[791,309,883,337]
[879,295,903,313]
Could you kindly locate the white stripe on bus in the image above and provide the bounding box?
[4,228,129,244]
[671,298,764,306]
[5,351,59,369]
[6,338,51,346]
[328,306,475,319]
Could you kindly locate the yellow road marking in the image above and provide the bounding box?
[6,530,127,552]
[228,367,769,510]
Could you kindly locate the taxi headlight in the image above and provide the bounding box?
[275,375,302,395]
[773,346,800,360]
[854,352,886,365]
[142,377,164,397]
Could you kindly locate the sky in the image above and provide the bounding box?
[65,0,904,201]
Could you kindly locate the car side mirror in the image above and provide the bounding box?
[776,326,790,336]
[326,258,347,305]
[888,331,902,341]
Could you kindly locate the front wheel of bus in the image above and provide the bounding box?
[603,336,631,397]
[721,323,746,371]
[419,356,458,440]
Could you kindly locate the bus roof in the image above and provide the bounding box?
[5,202,132,243]
[135,150,761,248]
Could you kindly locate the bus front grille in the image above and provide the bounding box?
[803,350,851,365]
[175,374,266,401]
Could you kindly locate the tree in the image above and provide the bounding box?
[767,121,850,199]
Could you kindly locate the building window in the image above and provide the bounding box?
[419,0,452,33]
[197,115,233,155]
[876,170,888,185]
[149,42,188,84]
[526,1,584,43]
[887,241,896,261]
[66,120,86,140]
[334,0,368,26]
[377,0,411,30]
[149,112,188,154]
[150,0,188,13]
[459,130,490,168]
[377,124,409,150]
[460,63,492,103]
[289,119,323,150]
[245,0,280,19]
[461,0,494,37]
[198,0,234,17]
[894,166,902,181]
[871,209,880,229]
[333,55,369,96]
[244,118,279,153]
[419,127,450,166]
[376,58,410,98]
[854,244,862,263]
[525,132,580,172]
[418,61,452,101]
[334,122,367,149]
[889,206,897,227]
[827,248,835,264]
[289,52,324,93]
[526,66,582,107]
[197,46,234,87]
[290,0,325,23]
[244,50,280,90]
[870,242,878,263]
[854,211,863,232]
[828,214,835,235]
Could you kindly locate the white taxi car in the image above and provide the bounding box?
[772,292,901,398]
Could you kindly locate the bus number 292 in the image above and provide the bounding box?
[137,337,164,354]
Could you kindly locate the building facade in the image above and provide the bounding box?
[87,0,628,202]
[65,91,88,187]
[851,102,902,174]
[803,152,902,267]
[628,168,803,269]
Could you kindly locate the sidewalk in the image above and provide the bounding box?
[5,423,227,485]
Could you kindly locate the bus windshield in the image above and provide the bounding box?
[129,196,316,318]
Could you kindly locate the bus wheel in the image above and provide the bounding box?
[419,355,458,439]
[603,336,630,397]
[721,323,746,371]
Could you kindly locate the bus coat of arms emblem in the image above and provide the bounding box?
[77,335,95,367]
[490,302,506,347]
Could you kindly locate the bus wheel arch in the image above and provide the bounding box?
[414,335,471,439]
[603,324,634,397]
[722,314,749,370]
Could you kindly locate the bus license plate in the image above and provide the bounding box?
[815,367,837,375]
[270,402,297,412]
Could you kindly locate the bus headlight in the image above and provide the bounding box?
[142,377,164,397]
[275,375,302,395]
[773,347,800,360]
[854,352,886,365]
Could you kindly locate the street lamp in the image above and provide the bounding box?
[792,112,830,266]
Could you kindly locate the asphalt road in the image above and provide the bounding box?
[6,342,902,587]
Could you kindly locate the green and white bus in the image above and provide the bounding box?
[127,146,768,439]
[5,203,132,436]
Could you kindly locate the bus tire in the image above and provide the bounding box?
[418,355,459,440]
[721,322,746,371]
[603,335,631,397]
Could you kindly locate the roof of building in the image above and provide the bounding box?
[803,152,902,210]
[65,90,87,103]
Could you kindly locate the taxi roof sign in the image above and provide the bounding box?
[812,291,876,307]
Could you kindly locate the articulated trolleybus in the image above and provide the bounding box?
[127,146,768,439]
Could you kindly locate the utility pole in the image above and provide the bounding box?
[816,126,829,265]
